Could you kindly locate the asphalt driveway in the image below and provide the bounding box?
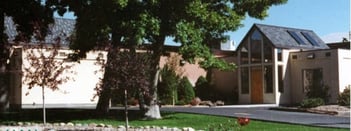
[161,106,350,129]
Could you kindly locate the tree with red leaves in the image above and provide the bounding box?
[23,40,74,125]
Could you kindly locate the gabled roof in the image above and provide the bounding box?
[240,24,329,50]
[4,17,75,45]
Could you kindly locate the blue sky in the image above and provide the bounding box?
[58,0,350,45]
[227,0,350,44]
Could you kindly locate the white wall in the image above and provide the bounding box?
[337,49,351,92]
[277,49,298,105]
[21,49,106,107]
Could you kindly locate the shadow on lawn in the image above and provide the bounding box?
[1,109,177,123]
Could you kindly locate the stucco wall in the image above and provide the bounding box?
[337,49,351,92]
[20,49,106,107]
[211,56,238,92]
[159,52,206,86]
[289,49,341,104]
[278,49,298,105]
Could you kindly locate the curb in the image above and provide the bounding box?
[270,107,349,116]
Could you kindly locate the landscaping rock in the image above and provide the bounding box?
[182,127,195,131]
[215,100,224,106]
[53,123,60,126]
[24,122,31,126]
[191,97,201,106]
[66,122,74,127]
[97,123,105,127]
[17,122,24,126]
[75,123,83,127]
[200,101,214,107]
[89,123,97,127]
[59,122,66,126]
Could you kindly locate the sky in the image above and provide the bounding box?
[227,0,350,45]
[57,0,350,45]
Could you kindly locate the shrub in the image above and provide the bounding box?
[194,76,214,100]
[306,83,330,103]
[337,86,350,106]
[300,98,325,108]
[158,65,179,105]
[178,77,195,104]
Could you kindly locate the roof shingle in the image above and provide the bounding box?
[253,24,329,49]
[4,17,75,45]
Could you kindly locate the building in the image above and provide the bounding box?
[5,17,207,109]
[236,24,351,104]
[4,17,350,108]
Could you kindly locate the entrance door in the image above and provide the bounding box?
[251,67,263,104]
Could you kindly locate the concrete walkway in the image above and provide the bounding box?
[160,105,350,129]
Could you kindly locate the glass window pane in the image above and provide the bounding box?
[301,32,319,46]
[277,48,283,61]
[251,29,262,40]
[240,38,249,64]
[287,30,306,45]
[264,65,273,93]
[263,38,273,63]
[303,69,323,93]
[278,66,284,93]
[251,30,262,63]
[241,67,249,94]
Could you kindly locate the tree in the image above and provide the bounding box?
[195,76,211,100]
[158,65,179,105]
[94,49,153,125]
[50,0,288,118]
[0,0,54,112]
[158,53,183,105]
[177,77,195,104]
[23,40,73,125]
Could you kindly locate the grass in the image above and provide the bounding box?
[1,109,348,131]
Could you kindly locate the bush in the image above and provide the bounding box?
[194,76,214,100]
[158,65,179,105]
[178,77,195,104]
[300,98,325,108]
[337,86,350,106]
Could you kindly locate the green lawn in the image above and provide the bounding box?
[1,109,348,131]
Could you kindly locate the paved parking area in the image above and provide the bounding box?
[161,106,350,129]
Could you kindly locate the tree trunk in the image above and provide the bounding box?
[95,49,115,114]
[0,12,9,113]
[138,88,146,111]
[124,89,129,130]
[95,30,122,114]
[0,64,9,113]
[144,67,161,119]
[144,36,164,119]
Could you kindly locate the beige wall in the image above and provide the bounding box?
[211,56,238,93]
[159,52,207,86]
[289,49,345,104]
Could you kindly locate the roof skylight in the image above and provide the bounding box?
[287,30,306,45]
[301,32,319,46]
